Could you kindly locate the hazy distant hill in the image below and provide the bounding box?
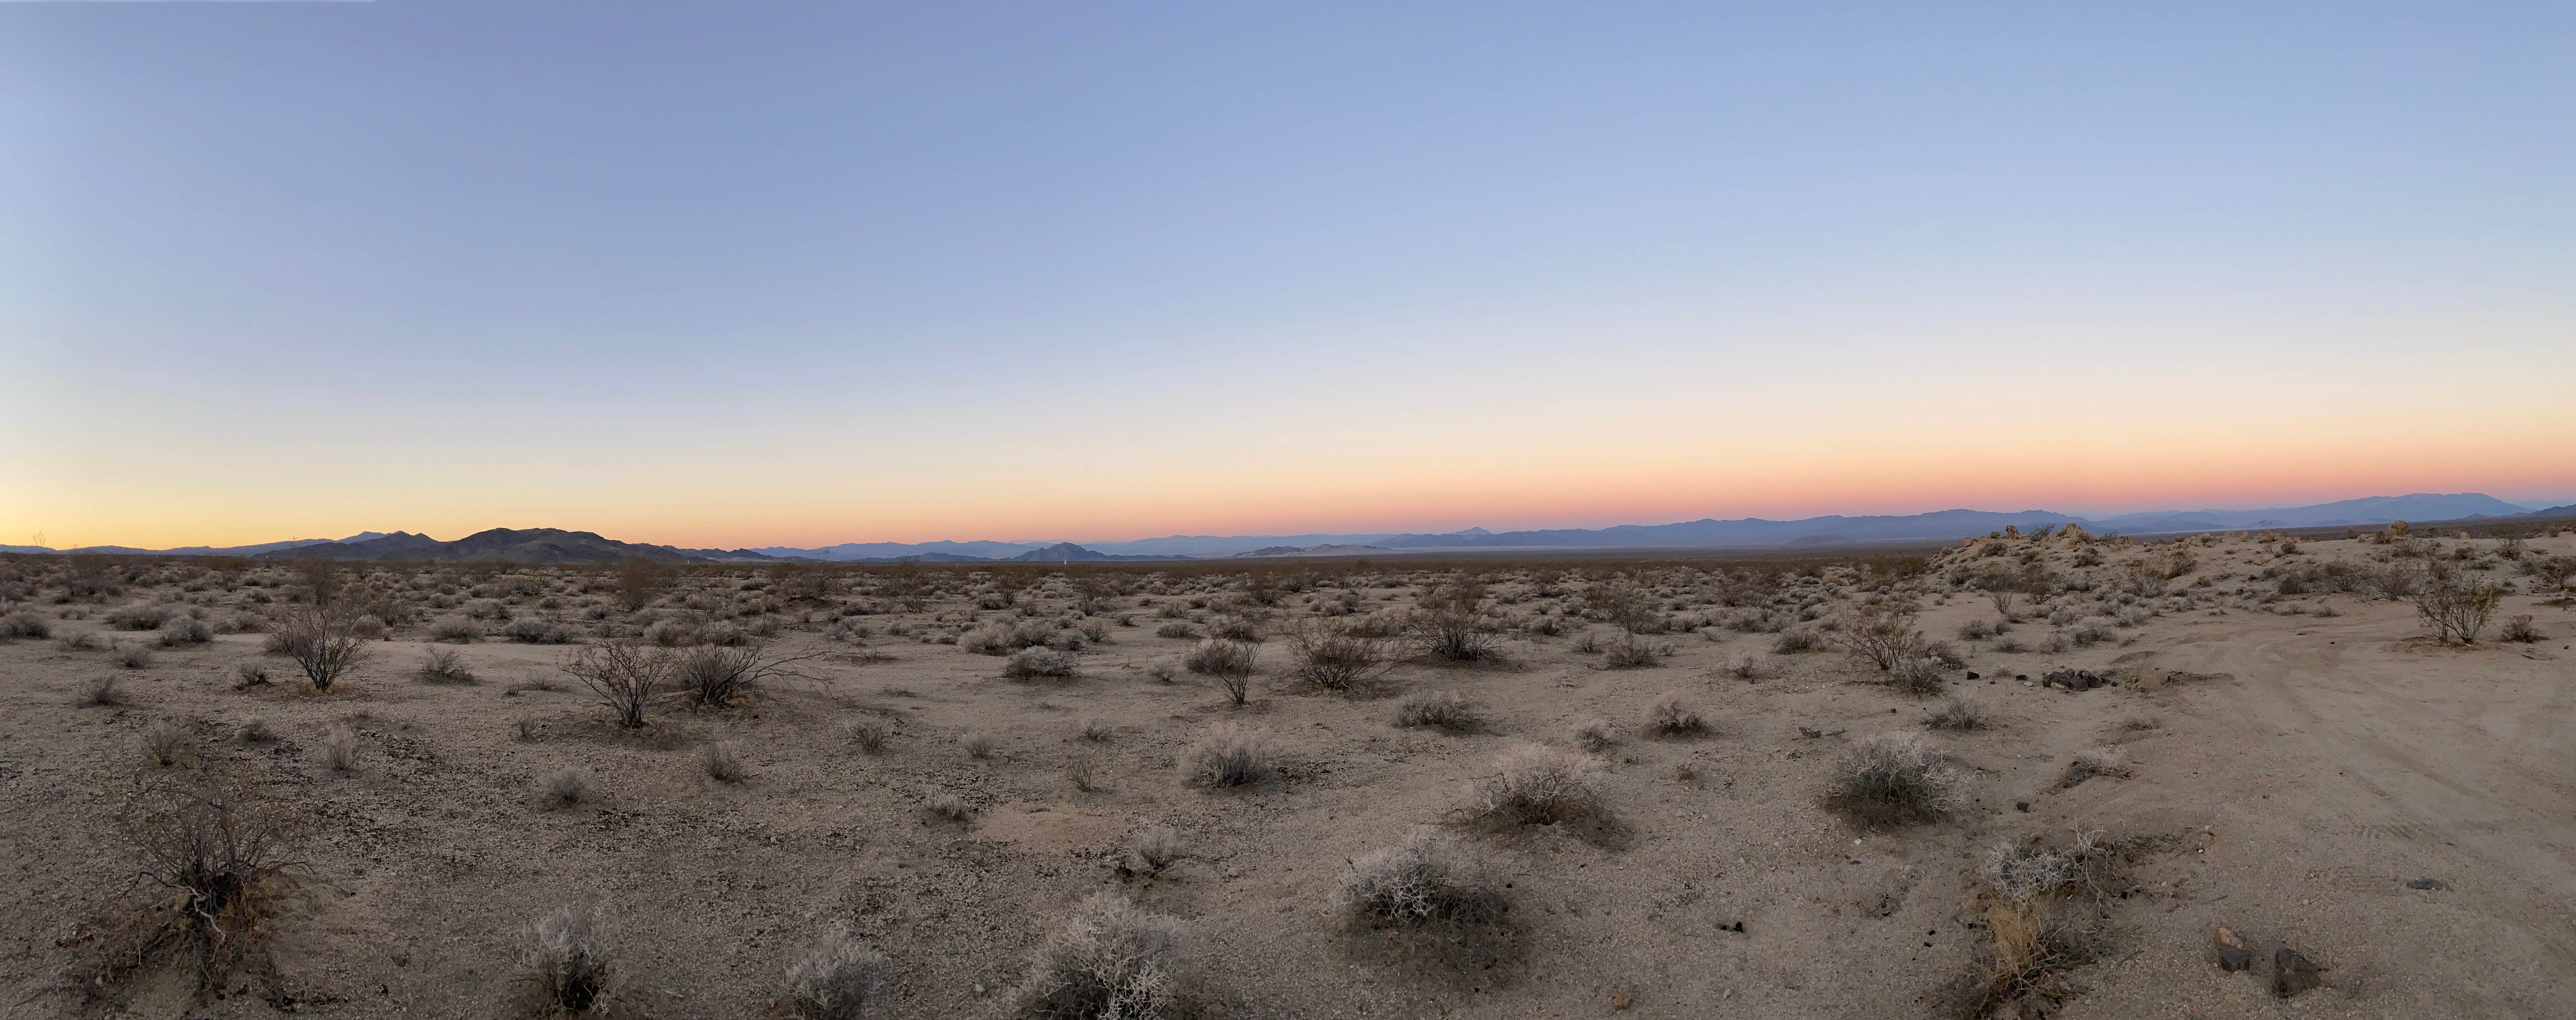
[256,528,759,564]
[0,533,385,557]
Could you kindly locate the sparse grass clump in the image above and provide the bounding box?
[416,648,478,684]
[81,674,123,706]
[1013,894,1188,1020]
[1154,622,1200,639]
[234,716,277,744]
[1771,629,1822,654]
[701,741,746,782]
[2057,747,2129,788]
[544,767,593,806]
[848,717,893,754]
[113,644,155,669]
[1571,718,1618,752]
[1723,654,1766,680]
[1394,689,1482,732]
[1924,695,1990,731]
[1185,722,1274,787]
[501,617,576,644]
[321,724,359,772]
[924,789,971,822]
[233,661,272,689]
[1076,717,1113,742]
[141,719,187,767]
[513,905,618,1018]
[961,732,997,759]
[1645,693,1706,736]
[1468,743,1603,827]
[108,605,173,631]
[1120,826,1190,878]
[779,932,885,1020]
[1825,733,1957,825]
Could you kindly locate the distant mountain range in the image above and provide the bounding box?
[4,492,2564,563]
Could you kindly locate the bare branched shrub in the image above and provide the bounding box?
[1467,743,1603,827]
[1012,893,1187,1020]
[1120,827,1190,878]
[1394,689,1482,732]
[114,774,297,991]
[1645,693,1706,736]
[1924,695,1989,731]
[676,641,822,707]
[1409,584,1501,662]
[1833,603,1924,671]
[0,611,51,640]
[560,643,676,729]
[780,932,885,1020]
[1183,639,1255,677]
[2412,578,2505,643]
[1824,733,1957,825]
[1185,722,1274,787]
[544,767,593,806]
[321,724,359,773]
[700,741,746,783]
[81,674,123,706]
[1285,618,1398,691]
[512,904,618,1017]
[416,648,478,685]
[268,604,370,691]
[141,719,188,767]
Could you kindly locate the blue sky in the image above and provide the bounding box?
[5,2,2571,548]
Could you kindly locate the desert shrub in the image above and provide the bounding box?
[426,615,480,643]
[1599,634,1671,669]
[780,932,885,1020]
[700,740,746,783]
[141,719,187,767]
[268,605,370,691]
[1645,693,1706,736]
[2412,578,2505,643]
[82,674,123,706]
[416,648,478,684]
[1004,646,1081,680]
[514,904,618,1017]
[1888,653,1948,695]
[58,631,102,652]
[1468,743,1603,827]
[108,605,173,631]
[1185,640,1257,701]
[1012,893,1187,1020]
[848,717,893,754]
[1285,619,1398,690]
[2501,615,2541,643]
[321,724,359,772]
[674,641,817,706]
[1185,722,1274,787]
[923,789,971,822]
[502,617,576,644]
[1335,828,1509,938]
[157,616,211,646]
[1957,619,1995,641]
[1208,615,1266,642]
[2057,747,2128,787]
[1723,654,1766,680]
[1394,689,1482,732]
[1571,718,1618,751]
[1824,733,1957,825]
[1121,826,1191,877]
[234,716,277,744]
[1075,717,1114,742]
[560,643,676,729]
[0,612,50,640]
[1771,629,1821,654]
[118,775,297,990]
[111,642,155,669]
[1983,831,2117,908]
[543,767,593,806]
[1924,695,1989,730]
[1154,622,1200,639]
[1833,604,1924,670]
[232,661,272,689]
[961,732,998,759]
[1409,586,1501,662]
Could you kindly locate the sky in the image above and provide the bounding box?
[4,2,2571,550]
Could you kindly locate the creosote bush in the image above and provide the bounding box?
[1185,722,1274,787]
[1012,893,1188,1020]
[780,932,885,1020]
[560,643,676,729]
[269,604,370,691]
[1394,689,1481,732]
[1285,618,1398,690]
[1825,733,1957,825]
[1469,743,1603,827]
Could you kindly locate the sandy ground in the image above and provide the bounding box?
[1,529,2570,1019]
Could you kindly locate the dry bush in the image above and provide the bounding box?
[82,674,123,706]
[109,605,173,631]
[1012,893,1188,1020]
[1409,585,1502,662]
[232,661,271,689]
[1571,718,1618,752]
[321,724,359,772]
[1394,689,1482,732]
[961,732,997,759]
[700,741,746,783]
[1120,827,1190,878]
[848,717,893,754]
[1004,646,1081,681]
[58,631,102,652]
[2057,747,2128,788]
[1183,638,1255,677]
[141,719,187,768]
[1889,653,1948,696]
[1599,634,1671,669]
[111,774,298,992]
[560,643,676,729]
[1645,693,1706,736]
[268,604,370,691]
[677,641,822,707]
[1185,722,1274,787]
[234,717,277,744]
[1066,757,1102,792]
[2501,614,2541,643]
[428,614,482,642]
[1833,603,1924,671]
[1285,618,1398,691]
[511,904,618,1018]
[158,616,212,646]
[2413,578,2505,643]
[1723,654,1766,680]
[1154,622,1200,639]
[780,932,885,1020]
[501,617,576,645]
[923,789,971,822]
[1771,629,1822,654]
[1953,832,2118,1018]
[1467,743,1604,827]
[0,611,51,640]
[1924,695,1989,731]
[1208,615,1266,642]
[1075,717,1113,742]
[544,767,593,806]
[1824,733,1957,825]
[113,643,154,669]
[1334,829,1513,968]
[416,648,478,685]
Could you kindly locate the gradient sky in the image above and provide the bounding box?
[5,2,2571,550]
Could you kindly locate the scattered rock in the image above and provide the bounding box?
[2405,877,2447,890]
[2043,668,2105,691]
[2214,926,2251,972]
[1611,991,1634,1010]
[2273,948,2322,997]
[2014,801,2031,813]
[1965,671,1979,680]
